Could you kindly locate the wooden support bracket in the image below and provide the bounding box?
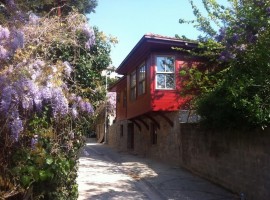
[157,112,174,127]
[136,118,149,130]
[130,119,141,131]
[144,114,160,129]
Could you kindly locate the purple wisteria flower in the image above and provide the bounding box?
[84,102,94,113]
[85,38,95,49]
[10,114,23,142]
[11,30,24,50]
[76,96,82,102]
[41,87,52,100]
[31,135,38,149]
[254,0,264,7]
[63,61,73,77]
[82,25,95,49]
[231,33,240,43]
[78,101,94,114]
[6,0,16,9]
[235,44,247,52]
[266,7,270,16]
[22,96,34,110]
[29,13,40,25]
[33,59,45,68]
[219,50,236,62]
[215,27,226,42]
[68,93,76,101]
[71,105,78,118]
[82,24,95,38]
[29,59,44,80]
[51,88,69,118]
[61,82,68,91]
[78,101,86,112]
[107,92,116,114]
[0,26,10,40]
[0,75,7,89]
[34,90,42,112]
[0,86,19,114]
[0,45,8,59]
[246,32,257,43]
[13,78,38,111]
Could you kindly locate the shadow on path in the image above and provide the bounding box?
[77,138,239,200]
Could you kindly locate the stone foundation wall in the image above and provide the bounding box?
[107,114,270,200]
[108,112,181,164]
[180,124,270,200]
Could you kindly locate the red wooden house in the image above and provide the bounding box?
[109,34,198,128]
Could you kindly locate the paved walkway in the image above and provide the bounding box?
[77,139,238,200]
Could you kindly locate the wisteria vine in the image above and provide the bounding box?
[0,11,96,142]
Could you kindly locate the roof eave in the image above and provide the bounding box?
[116,34,198,74]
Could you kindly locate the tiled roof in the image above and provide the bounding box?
[116,33,198,74]
[144,33,197,43]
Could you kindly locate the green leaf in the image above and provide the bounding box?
[39,170,47,181]
[179,70,187,76]
[46,157,53,165]
[21,175,31,187]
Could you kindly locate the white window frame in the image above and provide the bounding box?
[155,56,175,90]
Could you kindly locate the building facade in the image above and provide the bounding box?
[108,34,199,156]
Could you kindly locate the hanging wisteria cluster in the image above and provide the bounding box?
[0,11,96,142]
[106,92,116,115]
[213,1,270,62]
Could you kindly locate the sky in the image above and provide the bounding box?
[88,0,228,68]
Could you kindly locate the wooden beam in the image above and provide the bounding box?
[135,118,149,130]
[157,112,174,127]
[130,119,141,131]
[144,114,160,129]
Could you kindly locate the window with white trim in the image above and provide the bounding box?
[156,56,175,89]
[130,71,136,100]
[138,63,146,95]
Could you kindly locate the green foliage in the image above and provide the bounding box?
[47,26,116,108]
[11,140,80,199]
[0,0,97,23]
[0,2,115,199]
[180,0,270,129]
[8,111,84,199]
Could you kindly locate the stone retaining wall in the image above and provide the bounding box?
[180,124,270,200]
[108,114,270,200]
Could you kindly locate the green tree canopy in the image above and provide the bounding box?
[0,0,97,24]
[180,0,270,129]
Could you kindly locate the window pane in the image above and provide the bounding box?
[157,57,166,72]
[166,57,174,72]
[138,81,145,95]
[157,56,175,72]
[130,87,136,100]
[157,74,165,89]
[139,71,145,80]
[166,74,175,89]
[139,65,145,81]
[130,71,136,87]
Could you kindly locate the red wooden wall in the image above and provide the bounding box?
[113,52,196,121]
